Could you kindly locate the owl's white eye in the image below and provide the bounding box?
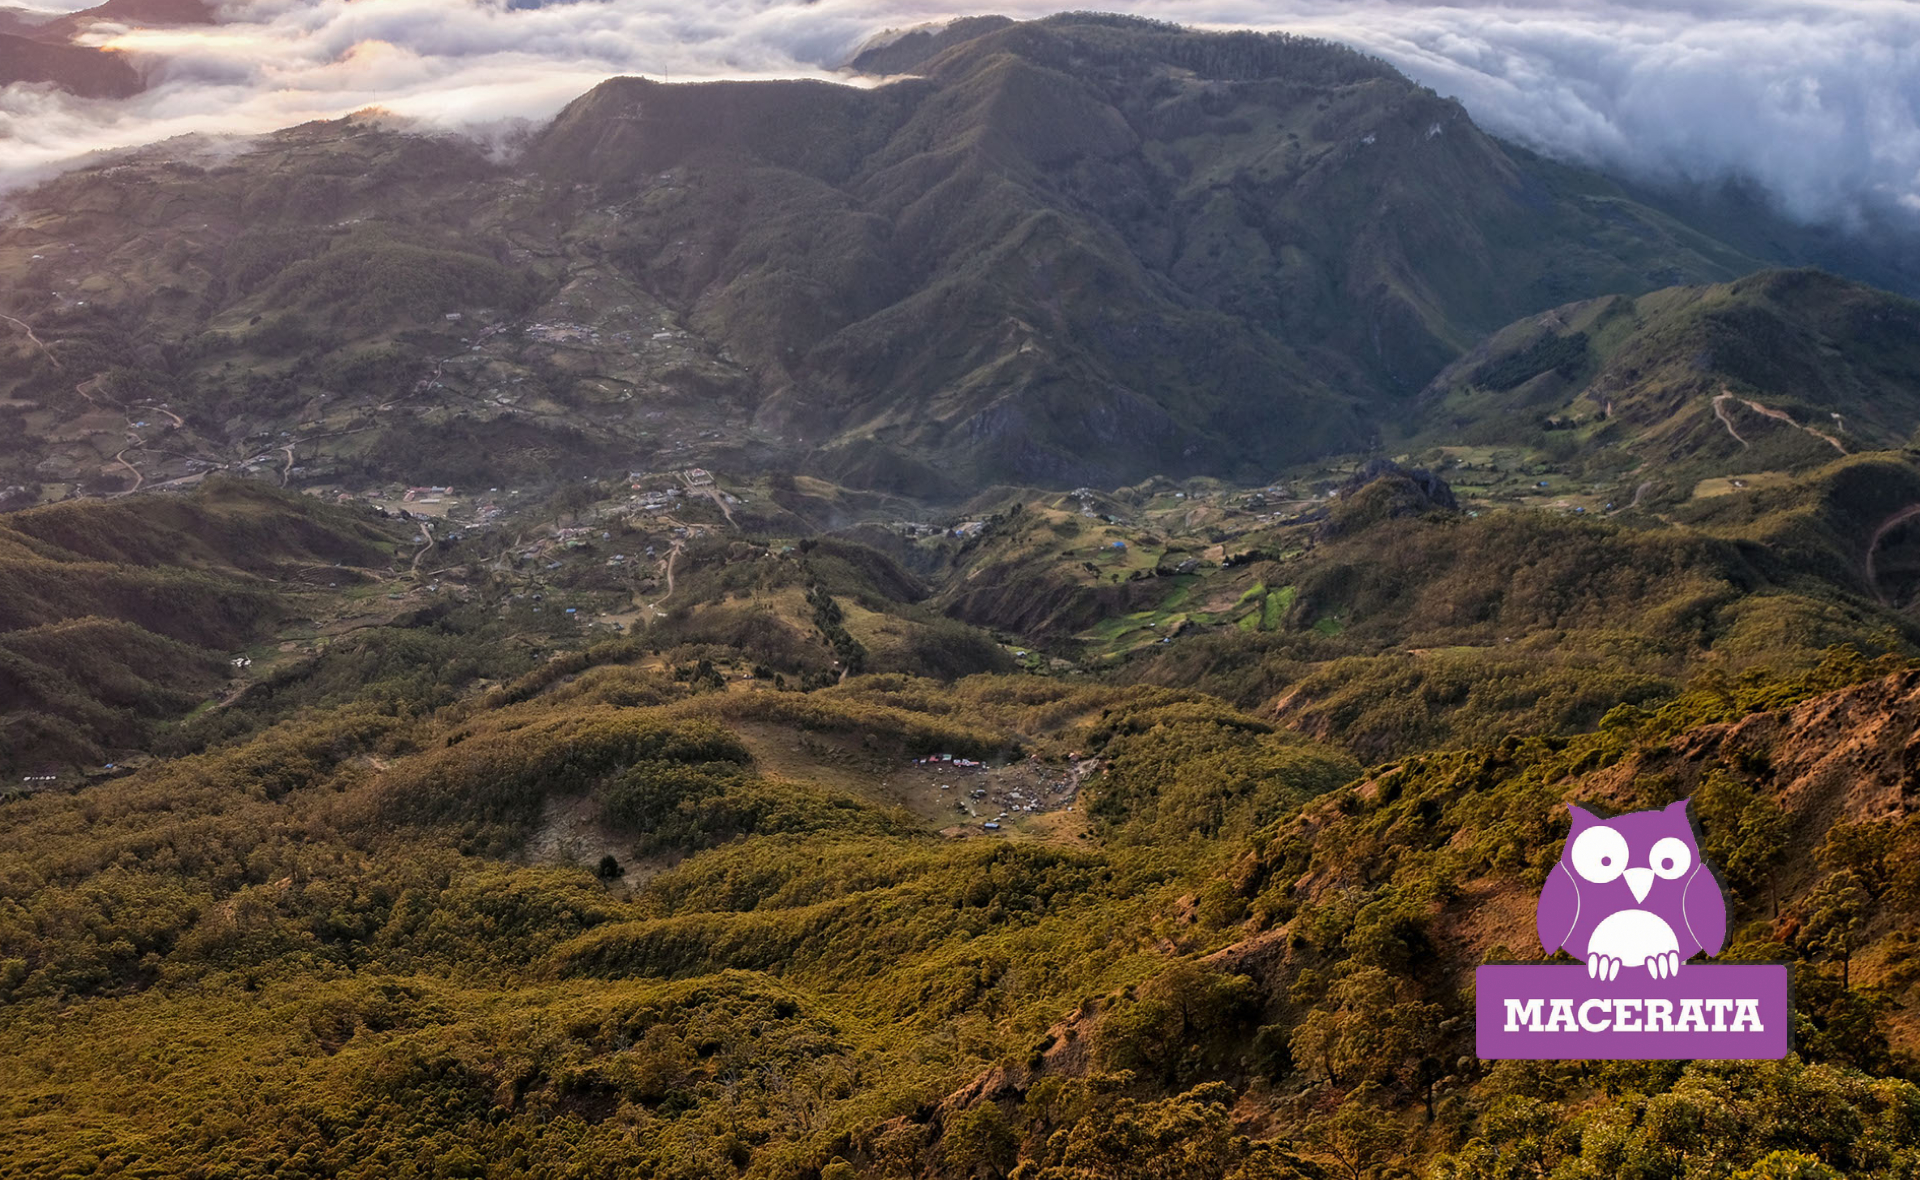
[1571,825,1628,884]
[1650,836,1692,879]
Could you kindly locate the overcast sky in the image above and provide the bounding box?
[3,0,1917,230]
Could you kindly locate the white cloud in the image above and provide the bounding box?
[2,0,1918,230]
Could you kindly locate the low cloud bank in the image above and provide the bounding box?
[3,0,1916,231]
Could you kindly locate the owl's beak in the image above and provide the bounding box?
[1625,867,1654,903]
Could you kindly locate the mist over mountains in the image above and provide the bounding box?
[16,13,1902,497]
[5,0,1920,252]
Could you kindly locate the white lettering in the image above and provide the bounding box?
[1505,998,1544,1032]
[1499,995,1770,1035]
[1545,998,1578,1033]
[1707,998,1733,1032]
[1579,998,1611,1032]
[1645,999,1673,1033]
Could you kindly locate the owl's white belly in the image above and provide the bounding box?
[1585,909,1679,967]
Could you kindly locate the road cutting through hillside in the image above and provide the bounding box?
[1715,389,1847,455]
[110,448,142,494]
[1737,394,1848,454]
[1865,503,1920,605]
[410,521,435,572]
[1712,393,1750,449]
[1,314,59,368]
[73,373,198,496]
[645,538,684,617]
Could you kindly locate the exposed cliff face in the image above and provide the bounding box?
[1608,668,1920,831]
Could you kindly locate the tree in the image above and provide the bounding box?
[1734,1152,1842,1180]
[1800,871,1871,990]
[1694,769,1791,915]
[1021,1080,1298,1180]
[944,1103,1017,1179]
[1094,962,1258,1085]
[1289,966,1440,1089]
[1301,1087,1414,1180]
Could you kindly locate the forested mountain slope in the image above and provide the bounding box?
[6,13,1920,1180]
[1419,270,1920,495]
[0,15,1789,496]
[2,627,1916,1178]
[0,480,396,771]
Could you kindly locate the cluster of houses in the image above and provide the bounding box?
[1239,485,1295,510]
[907,753,1088,835]
[524,321,601,347]
[912,754,986,770]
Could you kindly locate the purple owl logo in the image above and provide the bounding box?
[1536,799,1729,981]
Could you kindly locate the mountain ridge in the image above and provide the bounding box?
[0,13,1821,499]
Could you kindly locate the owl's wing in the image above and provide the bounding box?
[1536,863,1579,955]
[1683,868,1728,957]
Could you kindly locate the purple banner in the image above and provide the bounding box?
[1476,964,1790,1060]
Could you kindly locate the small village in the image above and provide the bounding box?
[891,750,1095,839]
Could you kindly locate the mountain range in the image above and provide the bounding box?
[5,14,1920,1180]
[0,0,211,95]
[12,13,1915,498]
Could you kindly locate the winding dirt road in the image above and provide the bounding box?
[410,521,436,572]
[110,449,143,494]
[1713,390,1847,456]
[1712,394,1749,449]
[1,314,58,368]
[1737,395,1847,455]
[649,538,684,614]
[74,374,106,408]
[1865,503,1920,605]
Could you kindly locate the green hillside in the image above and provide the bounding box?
[7,12,1920,1180]
[2,567,1918,1178]
[1417,270,1920,500]
[0,480,398,771]
[1,445,1918,1180]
